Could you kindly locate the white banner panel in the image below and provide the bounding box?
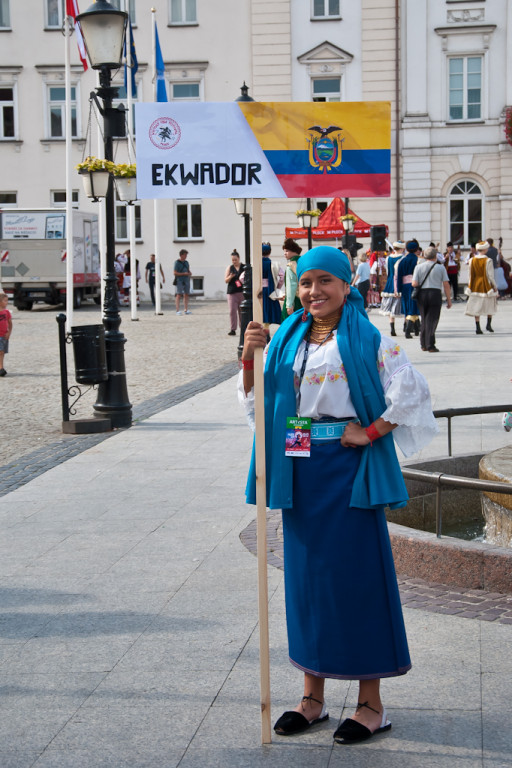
[134,102,286,200]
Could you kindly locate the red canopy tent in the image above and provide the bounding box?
[285,197,377,240]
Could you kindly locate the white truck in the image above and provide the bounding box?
[0,208,101,310]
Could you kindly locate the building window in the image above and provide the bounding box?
[168,63,207,102]
[0,0,11,28]
[175,200,202,239]
[449,180,483,246]
[170,0,197,24]
[312,0,340,19]
[312,77,341,102]
[47,85,78,138]
[51,190,79,208]
[115,195,142,240]
[191,276,203,295]
[0,192,16,206]
[109,0,136,23]
[46,0,64,28]
[449,56,482,121]
[0,87,15,138]
[171,82,200,101]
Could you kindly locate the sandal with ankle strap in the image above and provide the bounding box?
[333,700,391,744]
[274,694,329,736]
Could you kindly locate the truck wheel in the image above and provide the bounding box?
[73,289,82,309]
[15,300,33,311]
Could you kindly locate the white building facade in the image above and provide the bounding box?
[1,0,511,302]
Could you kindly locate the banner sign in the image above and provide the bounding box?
[135,101,391,200]
[1,212,65,240]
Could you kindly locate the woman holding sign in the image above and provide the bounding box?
[239,246,437,745]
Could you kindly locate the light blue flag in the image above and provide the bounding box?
[154,21,167,102]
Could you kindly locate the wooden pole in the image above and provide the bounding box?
[251,198,272,744]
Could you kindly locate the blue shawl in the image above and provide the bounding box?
[245,292,408,511]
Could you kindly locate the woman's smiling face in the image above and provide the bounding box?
[298,270,350,318]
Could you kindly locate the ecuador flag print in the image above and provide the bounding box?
[135,101,391,200]
[238,101,391,198]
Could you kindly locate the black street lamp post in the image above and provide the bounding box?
[77,0,132,428]
[306,197,313,250]
[234,83,255,358]
[233,198,252,358]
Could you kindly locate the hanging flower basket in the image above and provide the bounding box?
[505,107,512,147]
[78,169,110,201]
[340,213,357,232]
[76,157,114,201]
[295,209,321,228]
[115,176,138,203]
[111,162,136,178]
[111,163,137,203]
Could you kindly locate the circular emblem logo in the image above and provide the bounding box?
[149,117,181,149]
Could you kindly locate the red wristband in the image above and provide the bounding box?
[365,422,381,445]
[241,358,254,370]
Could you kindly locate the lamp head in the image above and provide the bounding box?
[235,82,254,102]
[77,0,128,70]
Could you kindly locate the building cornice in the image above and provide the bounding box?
[434,24,497,51]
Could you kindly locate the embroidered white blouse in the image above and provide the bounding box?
[238,333,438,457]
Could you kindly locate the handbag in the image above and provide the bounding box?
[173,277,177,286]
[412,262,436,300]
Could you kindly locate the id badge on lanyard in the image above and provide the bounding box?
[285,417,311,457]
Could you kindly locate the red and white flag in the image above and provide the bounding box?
[66,0,88,71]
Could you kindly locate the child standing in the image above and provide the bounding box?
[0,293,12,376]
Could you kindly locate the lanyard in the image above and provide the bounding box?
[296,323,338,417]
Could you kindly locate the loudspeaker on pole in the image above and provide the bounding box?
[370,225,387,252]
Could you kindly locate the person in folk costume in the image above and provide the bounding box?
[379,240,405,336]
[281,238,303,321]
[464,240,498,333]
[261,242,284,325]
[239,246,438,745]
[397,240,421,338]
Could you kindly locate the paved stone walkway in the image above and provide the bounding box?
[240,512,512,626]
[0,360,238,497]
[0,300,240,467]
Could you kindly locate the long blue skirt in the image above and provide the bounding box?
[282,441,411,680]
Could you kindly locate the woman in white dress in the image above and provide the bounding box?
[239,246,437,745]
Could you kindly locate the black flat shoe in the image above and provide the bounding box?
[274,695,329,736]
[333,701,391,745]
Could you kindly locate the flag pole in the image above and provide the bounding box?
[251,197,272,744]
[151,8,163,316]
[64,14,74,332]
[126,21,138,321]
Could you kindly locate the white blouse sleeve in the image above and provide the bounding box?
[237,347,271,432]
[377,335,439,457]
[237,369,256,431]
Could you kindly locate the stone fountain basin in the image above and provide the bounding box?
[388,453,512,594]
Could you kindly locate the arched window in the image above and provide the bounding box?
[448,180,483,246]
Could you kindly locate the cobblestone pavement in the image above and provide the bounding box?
[240,512,512,624]
[0,299,240,469]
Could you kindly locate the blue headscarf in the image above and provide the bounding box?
[297,245,353,283]
[245,246,408,511]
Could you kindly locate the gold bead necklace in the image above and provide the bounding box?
[308,310,342,345]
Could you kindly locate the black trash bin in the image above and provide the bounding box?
[70,324,108,385]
